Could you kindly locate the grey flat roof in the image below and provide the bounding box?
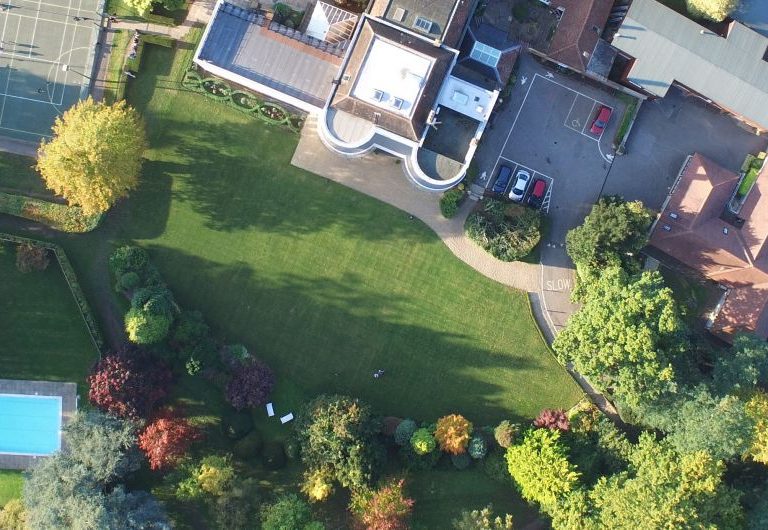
[381,0,457,39]
[612,0,768,130]
[199,9,341,108]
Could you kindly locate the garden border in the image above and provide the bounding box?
[0,191,102,233]
[0,233,104,354]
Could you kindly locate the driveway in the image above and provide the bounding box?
[474,54,627,337]
[605,86,768,209]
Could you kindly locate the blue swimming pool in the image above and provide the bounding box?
[0,394,62,456]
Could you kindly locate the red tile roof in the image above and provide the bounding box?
[547,0,613,72]
[649,153,768,341]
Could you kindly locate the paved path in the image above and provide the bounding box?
[0,136,38,157]
[292,117,539,293]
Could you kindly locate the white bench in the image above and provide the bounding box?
[266,403,275,417]
[280,413,294,424]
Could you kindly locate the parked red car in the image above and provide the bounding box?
[590,105,612,135]
[527,178,548,208]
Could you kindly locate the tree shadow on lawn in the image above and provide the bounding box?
[149,117,435,243]
[144,245,577,425]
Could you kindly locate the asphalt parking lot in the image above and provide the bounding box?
[475,54,627,336]
[606,86,768,210]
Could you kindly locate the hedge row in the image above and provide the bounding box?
[182,70,304,132]
[0,191,102,233]
[0,233,105,353]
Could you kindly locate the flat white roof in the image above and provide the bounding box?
[351,37,433,117]
[437,75,495,122]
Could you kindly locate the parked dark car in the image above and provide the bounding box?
[590,105,612,135]
[527,178,548,208]
[492,165,513,194]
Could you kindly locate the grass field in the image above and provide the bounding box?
[112,43,581,425]
[0,242,99,386]
[0,154,48,197]
[0,470,22,506]
[0,35,580,527]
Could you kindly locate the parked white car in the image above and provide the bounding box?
[509,170,531,202]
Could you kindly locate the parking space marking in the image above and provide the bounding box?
[491,155,554,211]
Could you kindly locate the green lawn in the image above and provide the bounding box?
[0,37,580,528]
[0,242,99,388]
[0,153,49,197]
[108,42,581,424]
[0,470,22,506]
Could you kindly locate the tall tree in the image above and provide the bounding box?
[686,0,740,22]
[505,428,580,513]
[713,333,768,395]
[566,197,652,273]
[745,391,768,465]
[637,386,754,461]
[24,411,168,530]
[552,434,743,530]
[295,394,382,489]
[88,347,172,420]
[553,267,686,408]
[37,97,147,215]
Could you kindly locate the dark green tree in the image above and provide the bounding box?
[566,196,653,273]
[713,333,768,395]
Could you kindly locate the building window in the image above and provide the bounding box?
[470,41,501,67]
[413,16,433,33]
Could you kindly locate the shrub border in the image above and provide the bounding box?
[0,191,102,233]
[0,233,105,354]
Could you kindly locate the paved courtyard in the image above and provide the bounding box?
[475,54,627,336]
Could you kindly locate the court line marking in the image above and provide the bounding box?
[0,18,22,128]
[0,91,63,104]
[0,0,12,47]
[0,123,50,136]
[27,0,43,58]
[0,11,89,29]
[493,154,555,213]
[16,0,83,10]
[50,0,73,97]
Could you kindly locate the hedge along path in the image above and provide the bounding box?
[0,233,104,355]
[0,192,102,233]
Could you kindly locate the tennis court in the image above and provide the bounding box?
[0,0,102,142]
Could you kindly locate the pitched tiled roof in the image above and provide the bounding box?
[649,153,768,340]
[547,0,613,72]
[330,18,455,141]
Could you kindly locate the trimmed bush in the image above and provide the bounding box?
[224,358,275,410]
[221,409,254,440]
[534,409,570,432]
[301,468,335,503]
[233,431,263,460]
[262,441,286,470]
[117,271,141,291]
[125,307,172,345]
[110,245,149,277]
[394,419,417,446]
[468,436,488,459]
[466,201,541,262]
[410,427,437,455]
[440,188,464,218]
[494,420,520,448]
[451,452,472,470]
[435,414,473,455]
[0,191,101,233]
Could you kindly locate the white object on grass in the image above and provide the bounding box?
[280,413,294,424]
[266,403,275,417]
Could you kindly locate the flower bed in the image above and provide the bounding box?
[182,70,303,133]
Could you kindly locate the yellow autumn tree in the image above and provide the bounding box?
[745,391,768,465]
[686,0,740,22]
[37,97,147,216]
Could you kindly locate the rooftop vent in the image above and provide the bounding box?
[669,212,679,219]
[723,227,729,235]
[392,7,406,22]
[413,16,433,33]
[391,97,404,110]
[662,225,672,232]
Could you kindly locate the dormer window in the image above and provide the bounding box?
[373,89,385,102]
[391,97,404,110]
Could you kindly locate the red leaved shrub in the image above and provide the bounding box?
[533,408,570,432]
[139,409,201,470]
